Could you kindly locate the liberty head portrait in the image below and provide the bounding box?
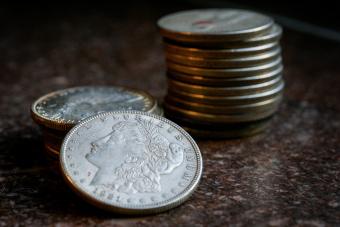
[85,119,184,194]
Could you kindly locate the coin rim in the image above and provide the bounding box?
[165,47,281,68]
[164,41,279,58]
[167,57,282,77]
[167,76,282,96]
[162,23,282,48]
[59,110,203,214]
[158,9,274,41]
[167,66,283,86]
[165,94,282,114]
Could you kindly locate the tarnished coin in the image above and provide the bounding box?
[167,65,283,86]
[167,57,282,77]
[165,94,282,114]
[164,42,279,58]
[31,86,158,130]
[158,9,273,42]
[168,76,282,96]
[168,81,284,105]
[180,119,271,138]
[60,111,203,214]
[164,102,278,123]
[166,47,280,68]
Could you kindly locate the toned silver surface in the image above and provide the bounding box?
[60,111,203,214]
[158,9,273,39]
[32,86,156,127]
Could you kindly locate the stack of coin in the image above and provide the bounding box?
[31,86,163,160]
[157,9,284,138]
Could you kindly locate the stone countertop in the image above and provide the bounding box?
[0,2,339,226]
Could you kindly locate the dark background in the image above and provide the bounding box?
[0,1,339,226]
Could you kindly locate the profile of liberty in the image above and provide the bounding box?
[85,118,184,194]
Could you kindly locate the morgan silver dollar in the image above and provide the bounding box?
[31,86,158,130]
[60,111,203,214]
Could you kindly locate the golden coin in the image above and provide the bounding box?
[167,57,281,77]
[168,81,284,105]
[164,102,279,123]
[167,76,282,96]
[166,47,281,68]
[167,65,283,86]
[164,42,279,59]
[165,94,282,114]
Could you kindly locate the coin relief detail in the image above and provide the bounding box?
[61,112,202,210]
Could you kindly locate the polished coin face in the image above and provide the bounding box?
[167,57,282,77]
[60,111,203,214]
[32,86,157,130]
[158,9,273,42]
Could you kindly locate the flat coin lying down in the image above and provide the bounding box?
[60,111,203,214]
[31,86,158,130]
[158,9,273,42]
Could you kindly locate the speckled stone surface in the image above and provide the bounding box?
[0,2,339,226]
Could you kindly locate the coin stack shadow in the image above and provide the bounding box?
[158,10,284,138]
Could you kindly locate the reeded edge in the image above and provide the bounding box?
[161,23,282,48]
[165,46,281,64]
[169,81,285,100]
[164,42,279,58]
[166,57,282,77]
[157,9,274,41]
[165,94,282,114]
[59,110,203,215]
[31,86,157,131]
[164,102,279,123]
[167,66,283,86]
[248,24,282,42]
[167,76,282,95]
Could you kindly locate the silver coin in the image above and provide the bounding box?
[163,23,282,48]
[31,86,157,130]
[166,47,281,68]
[164,41,279,58]
[167,57,282,77]
[158,9,273,42]
[60,111,203,214]
[167,65,283,86]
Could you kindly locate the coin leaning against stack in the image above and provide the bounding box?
[31,88,203,214]
[157,9,284,138]
[31,86,163,160]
